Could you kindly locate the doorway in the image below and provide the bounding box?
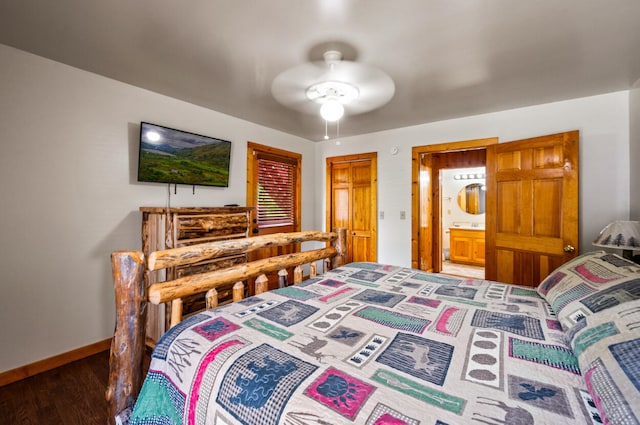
[411,131,579,286]
[440,166,486,279]
[410,138,498,276]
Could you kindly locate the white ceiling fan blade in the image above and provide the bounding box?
[271,54,395,117]
[271,62,333,113]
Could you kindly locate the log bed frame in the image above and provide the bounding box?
[106,229,347,424]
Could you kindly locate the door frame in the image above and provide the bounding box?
[411,138,498,271]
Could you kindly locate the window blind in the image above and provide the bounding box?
[257,157,295,227]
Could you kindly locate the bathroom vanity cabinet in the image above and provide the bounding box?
[449,227,485,266]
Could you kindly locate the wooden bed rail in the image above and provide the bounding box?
[147,230,341,271]
[107,229,347,424]
[149,246,339,304]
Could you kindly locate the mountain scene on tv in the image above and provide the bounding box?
[139,123,231,187]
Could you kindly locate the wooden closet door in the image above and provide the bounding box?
[485,130,579,286]
[327,153,377,264]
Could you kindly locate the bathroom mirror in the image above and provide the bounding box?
[457,183,486,214]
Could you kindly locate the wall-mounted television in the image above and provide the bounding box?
[138,122,232,188]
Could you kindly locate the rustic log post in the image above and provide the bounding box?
[310,262,317,278]
[205,288,218,309]
[232,281,244,302]
[333,227,347,268]
[169,298,183,329]
[294,265,303,284]
[255,274,268,294]
[106,251,146,425]
[278,269,288,288]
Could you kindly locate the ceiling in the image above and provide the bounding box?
[1,1,640,142]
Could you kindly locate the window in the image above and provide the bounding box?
[246,142,301,233]
[246,142,302,291]
[257,157,295,227]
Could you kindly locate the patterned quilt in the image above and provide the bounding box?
[128,262,601,425]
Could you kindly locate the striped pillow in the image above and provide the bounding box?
[536,251,640,331]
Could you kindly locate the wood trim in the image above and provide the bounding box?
[325,152,378,163]
[411,138,497,155]
[247,141,302,161]
[411,152,433,270]
[0,338,111,387]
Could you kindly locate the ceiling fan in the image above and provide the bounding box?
[271,50,395,122]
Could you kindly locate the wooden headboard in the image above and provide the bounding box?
[106,228,347,424]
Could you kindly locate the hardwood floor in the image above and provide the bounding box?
[0,351,110,425]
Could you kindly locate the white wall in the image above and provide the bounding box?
[441,167,486,252]
[630,81,640,220]
[317,91,631,267]
[441,168,487,230]
[0,44,317,373]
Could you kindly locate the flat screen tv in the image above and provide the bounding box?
[138,122,232,187]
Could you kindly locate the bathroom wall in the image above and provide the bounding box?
[441,167,486,257]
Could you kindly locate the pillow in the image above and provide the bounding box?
[536,251,640,331]
[567,299,640,424]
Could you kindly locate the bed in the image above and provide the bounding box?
[107,229,640,425]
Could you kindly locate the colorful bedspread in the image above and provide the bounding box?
[129,262,599,424]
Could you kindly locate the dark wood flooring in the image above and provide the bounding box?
[0,350,110,425]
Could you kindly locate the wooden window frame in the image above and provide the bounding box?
[247,142,301,233]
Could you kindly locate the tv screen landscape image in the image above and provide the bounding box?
[138,122,232,187]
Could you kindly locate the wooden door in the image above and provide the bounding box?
[485,130,579,286]
[326,153,377,264]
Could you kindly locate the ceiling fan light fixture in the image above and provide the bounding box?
[320,99,344,121]
[307,80,358,122]
[271,48,395,137]
[306,81,360,104]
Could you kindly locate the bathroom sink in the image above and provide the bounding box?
[450,224,484,230]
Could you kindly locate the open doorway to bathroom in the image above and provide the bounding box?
[410,137,498,278]
[440,167,486,279]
